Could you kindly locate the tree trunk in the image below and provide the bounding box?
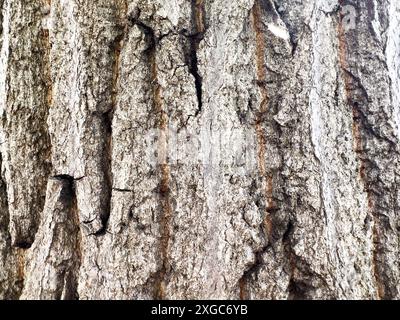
[0,0,399,300]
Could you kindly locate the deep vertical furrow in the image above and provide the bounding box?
[46,1,124,298]
[338,7,382,299]
[147,35,172,300]
[102,1,128,235]
[338,1,399,299]
[189,0,205,114]
[239,0,274,300]
[49,0,119,235]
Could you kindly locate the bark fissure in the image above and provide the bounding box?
[65,178,81,300]
[188,0,206,115]
[97,5,128,237]
[135,22,172,300]
[338,3,383,300]
[239,0,274,299]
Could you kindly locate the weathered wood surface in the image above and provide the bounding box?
[0,0,399,300]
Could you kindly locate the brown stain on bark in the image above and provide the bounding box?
[253,0,273,240]
[238,277,247,300]
[239,1,274,300]
[150,43,172,300]
[16,248,26,285]
[337,4,384,300]
[193,0,206,35]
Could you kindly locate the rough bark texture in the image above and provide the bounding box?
[0,0,399,300]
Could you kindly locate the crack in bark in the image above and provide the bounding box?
[112,188,133,193]
[127,16,174,297]
[338,3,384,300]
[239,0,274,299]
[95,3,129,238]
[50,174,82,299]
[68,180,81,299]
[133,20,173,299]
[188,0,205,116]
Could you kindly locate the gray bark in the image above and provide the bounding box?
[0,0,399,300]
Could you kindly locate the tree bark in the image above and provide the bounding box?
[0,0,399,300]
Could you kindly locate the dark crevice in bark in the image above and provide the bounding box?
[239,244,269,299]
[97,87,114,235]
[53,174,75,183]
[53,174,85,182]
[337,6,385,300]
[287,279,313,300]
[59,270,79,300]
[112,188,133,193]
[110,3,128,122]
[282,220,299,299]
[52,175,82,299]
[128,11,156,54]
[97,4,128,238]
[89,225,108,237]
[14,242,31,250]
[131,18,172,299]
[82,218,96,225]
[284,227,332,300]
[188,0,205,116]
[187,37,203,116]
